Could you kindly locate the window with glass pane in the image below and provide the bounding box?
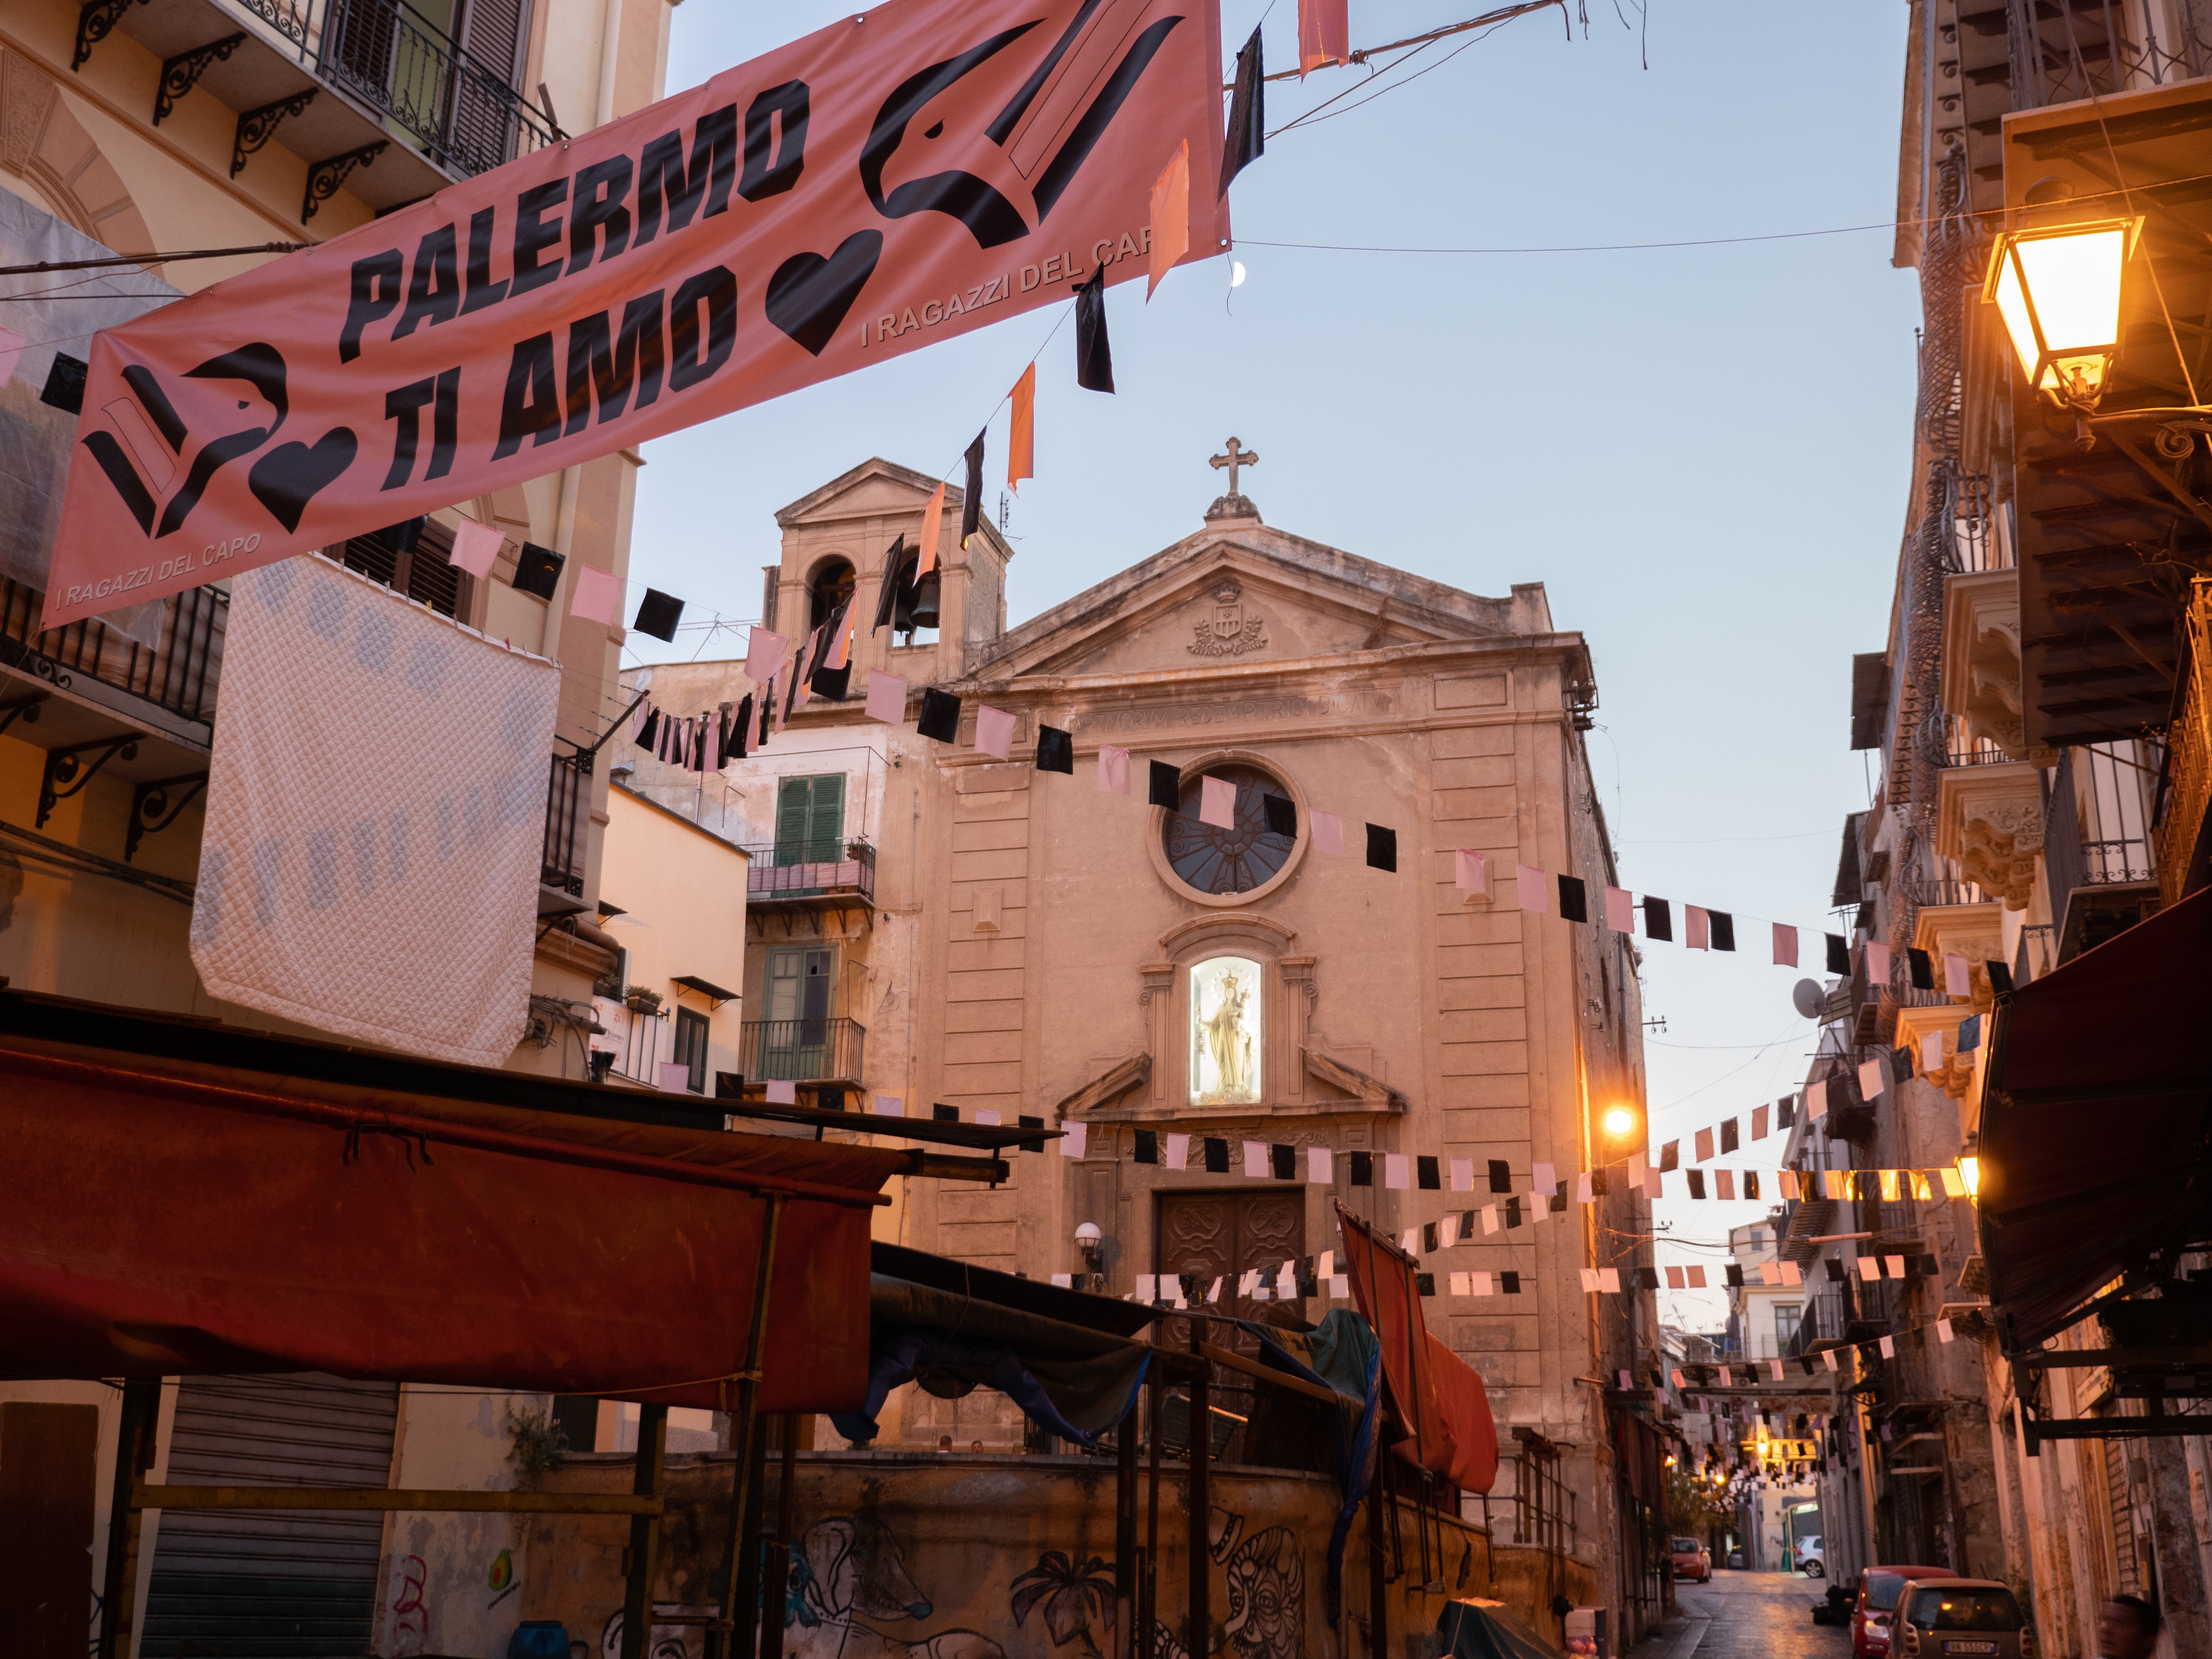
[1774,1304,1802,1352]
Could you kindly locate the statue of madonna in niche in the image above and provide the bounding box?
[1190,956,1262,1106]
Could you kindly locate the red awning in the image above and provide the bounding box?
[1982,885,2212,1349]
[0,1017,908,1411]
[1338,1204,1499,1494]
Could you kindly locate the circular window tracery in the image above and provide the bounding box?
[1161,763,1295,896]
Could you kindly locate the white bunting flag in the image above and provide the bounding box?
[974,704,1016,760]
[1472,1271,1494,1297]
[1060,1121,1087,1157]
[1311,809,1345,856]
[976,1109,1002,1126]
[1769,1359,1785,1382]
[1717,1365,1732,1386]
[1329,1273,1350,1299]
[1385,1153,1410,1190]
[1598,1268,1621,1293]
[656,1060,692,1093]
[1241,1141,1267,1178]
[766,1080,797,1105]
[1481,1204,1500,1235]
[1580,1269,1601,1292]
[1532,1161,1557,1196]
[1135,1274,1156,1300]
[1822,1348,1838,1372]
[1937,1317,1955,1344]
[1866,940,1892,982]
[1880,1335,1897,1359]
[1097,744,1131,795]
[1165,1132,1190,1171]
[1577,1172,1595,1203]
[1317,1249,1335,1279]
[1665,1268,1685,1291]
[1938,1167,1966,1198]
[1308,1146,1333,1184]
[1859,1057,1886,1098]
[1199,774,1237,829]
[1400,1228,1419,1256]
[1921,1031,1945,1074]
[1276,1260,1297,1296]
[1441,1214,1460,1249]
[1858,1256,1880,1281]
[1450,1157,1474,1193]
[1455,848,1489,894]
[1207,1276,1223,1304]
[1450,1272,1470,1297]
[1760,1260,1782,1286]
[870,1094,903,1117]
[1944,952,1971,996]
[1051,1272,1074,1288]
[1687,1266,1708,1289]
[1885,1254,1908,1279]
[744,626,790,683]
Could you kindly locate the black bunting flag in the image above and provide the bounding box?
[871,535,909,633]
[1147,760,1180,809]
[960,429,984,547]
[1219,25,1265,196]
[1074,266,1114,393]
[1036,725,1074,774]
[1643,896,1674,942]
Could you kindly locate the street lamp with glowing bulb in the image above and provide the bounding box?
[1984,215,2142,414]
[1956,1153,1981,1198]
[1602,1105,1637,1139]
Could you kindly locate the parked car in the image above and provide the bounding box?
[1669,1537,1712,1583]
[1893,1578,2033,1659]
[1854,1566,1958,1659]
[1799,1537,1826,1576]
[1726,1547,1746,1569]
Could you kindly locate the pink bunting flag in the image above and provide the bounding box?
[448,518,504,577]
[1298,0,1349,75]
[1604,886,1635,931]
[1455,848,1488,894]
[1879,1335,1896,1359]
[1146,139,1189,300]
[1199,774,1237,828]
[1579,1269,1601,1293]
[1714,1171,1735,1201]
[1807,1079,1828,1119]
[1242,1141,1268,1178]
[864,671,908,723]
[1781,1260,1803,1285]
[1311,809,1345,856]
[1884,1254,1907,1279]
[1694,1128,1714,1163]
[1515,863,1549,915]
[974,704,1015,759]
[744,626,789,683]
[1686,1266,1707,1289]
[1685,905,1709,950]
[570,564,621,625]
[1450,1157,1473,1192]
[1936,1317,1955,1344]
[1598,1268,1621,1293]
[1165,1132,1189,1171]
[1944,952,1971,996]
[1666,1270,1685,1292]
[1921,1031,1945,1074]
[1097,744,1130,795]
[656,1060,691,1092]
[1858,1057,1886,1098]
[1866,941,1892,981]
[1307,1146,1333,1184]
[1384,1153,1409,1190]
[1059,1121,1088,1158]
[765,1080,797,1106]
[1773,923,1797,967]
[915,481,946,577]
[1822,1348,1838,1372]
[1752,1105,1769,1141]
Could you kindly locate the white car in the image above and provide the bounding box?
[1798,1537,1826,1577]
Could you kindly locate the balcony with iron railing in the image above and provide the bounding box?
[2154,579,2212,903]
[0,580,226,739]
[744,837,877,908]
[87,0,557,220]
[737,1016,866,1084]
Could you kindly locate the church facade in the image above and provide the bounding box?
[622,453,1659,1622]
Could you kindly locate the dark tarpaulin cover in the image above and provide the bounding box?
[1982,883,2212,1347]
[1338,1203,1500,1494]
[1439,1599,1564,1659]
[832,1275,1151,1447]
[0,1036,903,1412]
[1243,1311,1380,1601]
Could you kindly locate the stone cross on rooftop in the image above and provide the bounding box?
[1209,437,1258,497]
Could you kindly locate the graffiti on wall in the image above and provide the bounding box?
[790,1516,1005,1659]
[1010,1550,1117,1659]
[1220,1528,1302,1659]
[385,1554,429,1656]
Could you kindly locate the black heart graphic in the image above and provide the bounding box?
[248,427,357,533]
[766,231,883,357]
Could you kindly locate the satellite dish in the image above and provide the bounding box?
[1791,978,1825,1020]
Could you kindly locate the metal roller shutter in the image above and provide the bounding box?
[140,1374,399,1658]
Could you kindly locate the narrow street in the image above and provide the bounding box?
[1664,1570,1851,1659]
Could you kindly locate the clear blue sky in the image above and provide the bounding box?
[632,0,1920,1333]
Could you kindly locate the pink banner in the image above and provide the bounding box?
[45,0,1228,628]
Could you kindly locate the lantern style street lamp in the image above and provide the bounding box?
[1983,216,2143,410]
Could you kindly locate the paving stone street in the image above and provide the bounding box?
[1651,1569,1853,1659]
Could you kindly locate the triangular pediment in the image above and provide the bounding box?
[973,523,1534,682]
[775,457,966,529]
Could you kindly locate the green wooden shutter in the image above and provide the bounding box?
[774,778,811,863]
[809,775,844,856]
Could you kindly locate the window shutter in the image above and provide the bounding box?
[774,779,812,862]
[809,775,844,856]
[459,0,527,82]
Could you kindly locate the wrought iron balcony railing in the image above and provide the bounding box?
[744,836,876,905]
[2155,581,2212,905]
[0,579,227,734]
[542,748,589,897]
[224,0,556,181]
[737,1016,865,1084]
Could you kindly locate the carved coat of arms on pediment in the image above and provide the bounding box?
[1189,579,1268,658]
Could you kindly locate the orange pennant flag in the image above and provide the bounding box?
[915,481,946,577]
[1299,0,1349,77]
[1147,140,1190,301]
[1008,363,1035,492]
